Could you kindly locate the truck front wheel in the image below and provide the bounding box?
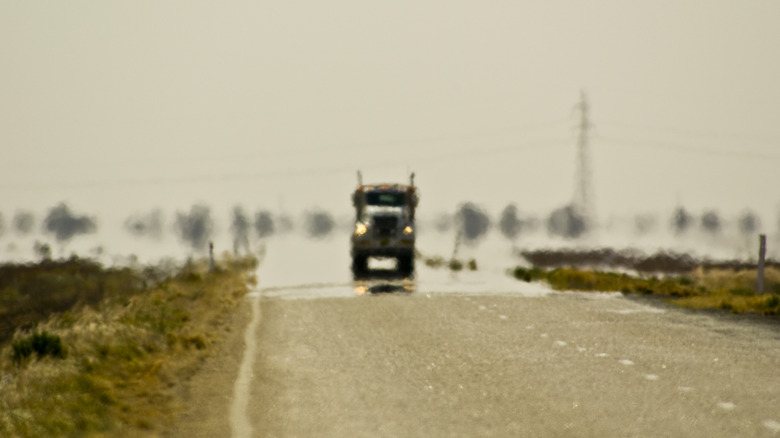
[352,254,368,276]
[398,253,415,277]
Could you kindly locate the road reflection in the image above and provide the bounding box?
[353,271,416,295]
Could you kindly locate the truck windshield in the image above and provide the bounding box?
[366,191,405,207]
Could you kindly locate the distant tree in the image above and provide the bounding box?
[671,207,693,235]
[701,210,721,234]
[254,210,275,238]
[231,206,251,254]
[456,203,490,242]
[43,203,97,242]
[13,211,35,235]
[738,210,760,236]
[304,210,335,239]
[174,204,213,251]
[498,204,521,240]
[276,214,295,234]
[547,205,585,239]
[434,213,453,233]
[633,213,657,235]
[33,241,52,260]
[124,209,163,239]
[777,210,780,234]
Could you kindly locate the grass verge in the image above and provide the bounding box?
[512,265,780,316]
[419,252,478,272]
[0,254,258,437]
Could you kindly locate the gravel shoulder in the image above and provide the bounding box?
[165,297,253,438]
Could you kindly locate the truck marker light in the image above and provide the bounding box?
[402,225,414,235]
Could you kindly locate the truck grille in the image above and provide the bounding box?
[373,216,398,237]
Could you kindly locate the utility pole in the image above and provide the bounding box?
[757,234,766,293]
[573,91,595,231]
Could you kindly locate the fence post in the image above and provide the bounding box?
[757,234,766,294]
[209,241,215,272]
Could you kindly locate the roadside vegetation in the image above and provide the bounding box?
[0,254,257,437]
[420,254,478,272]
[512,263,780,316]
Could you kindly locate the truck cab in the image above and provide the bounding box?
[351,174,418,277]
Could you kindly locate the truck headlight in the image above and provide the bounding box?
[402,225,414,235]
[354,223,368,236]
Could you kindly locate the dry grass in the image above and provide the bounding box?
[0,254,257,437]
[420,253,477,272]
[673,291,780,314]
[513,265,780,316]
[689,266,780,294]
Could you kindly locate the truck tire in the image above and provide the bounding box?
[398,253,414,277]
[352,254,368,277]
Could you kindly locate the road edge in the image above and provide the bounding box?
[229,293,262,438]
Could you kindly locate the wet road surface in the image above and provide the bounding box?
[169,238,780,437]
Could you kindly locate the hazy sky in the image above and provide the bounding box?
[2,1,779,226]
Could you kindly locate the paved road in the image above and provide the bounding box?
[169,239,780,437]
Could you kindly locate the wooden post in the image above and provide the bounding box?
[757,234,766,294]
[209,241,215,272]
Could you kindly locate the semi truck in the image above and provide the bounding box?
[351,172,418,277]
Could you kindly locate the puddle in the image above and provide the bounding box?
[249,282,357,300]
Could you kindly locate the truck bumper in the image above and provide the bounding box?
[351,239,414,258]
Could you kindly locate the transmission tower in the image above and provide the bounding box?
[572,91,595,230]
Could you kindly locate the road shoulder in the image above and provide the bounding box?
[164,297,254,438]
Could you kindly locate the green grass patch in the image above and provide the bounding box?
[0,254,257,437]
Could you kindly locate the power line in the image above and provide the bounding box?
[0,137,572,192]
[0,118,572,173]
[598,135,780,161]
[598,119,780,150]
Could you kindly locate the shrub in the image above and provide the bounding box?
[512,267,544,283]
[12,331,66,364]
[448,259,463,271]
[763,294,780,315]
[424,256,446,269]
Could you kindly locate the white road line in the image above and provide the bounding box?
[763,420,780,434]
[716,401,736,411]
[230,294,262,438]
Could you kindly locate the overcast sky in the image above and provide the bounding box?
[2,1,779,226]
